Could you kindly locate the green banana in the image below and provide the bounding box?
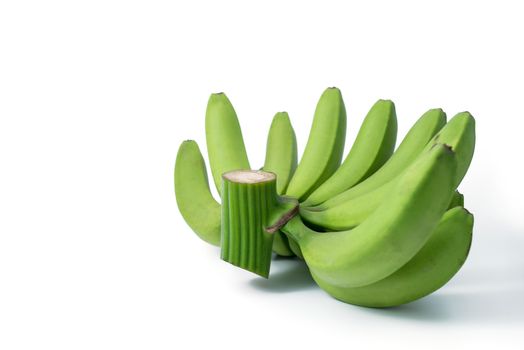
[174,140,221,246]
[263,112,298,194]
[285,87,346,201]
[302,99,397,207]
[174,139,295,255]
[272,232,294,257]
[423,111,475,188]
[301,175,467,232]
[313,108,446,209]
[315,206,473,307]
[301,111,475,231]
[282,144,457,288]
[262,112,298,257]
[287,238,303,259]
[300,180,394,230]
[206,93,250,196]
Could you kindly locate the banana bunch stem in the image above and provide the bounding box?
[221,170,298,278]
[175,88,476,307]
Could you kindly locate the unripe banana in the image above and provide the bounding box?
[282,144,457,288]
[423,112,475,188]
[300,180,394,230]
[315,108,446,208]
[315,207,473,307]
[303,99,397,207]
[272,232,294,257]
[287,238,303,259]
[301,178,467,232]
[285,87,346,201]
[301,111,475,231]
[174,140,221,246]
[262,112,298,257]
[206,93,250,196]
[263,112,298,194]
[174,140,297,256]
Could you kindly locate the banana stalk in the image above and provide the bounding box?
[221,170,298,278]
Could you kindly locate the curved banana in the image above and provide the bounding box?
[423,111,475,188]
[299,189,464,252]
[206,93,250,196]
[262,112,298,256]
[300,180,394,230]
[263,112,298,195]
[287,238,303,259]
[315,207,473,307]
[285,87,346,201]
[282,144,457,288]
[303,99,397,207]
[301,111,475,231]
[174,140,221,246]
[314,108,446,209]
[272,232,294,257]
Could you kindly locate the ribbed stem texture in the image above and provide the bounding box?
[221,171,280,278]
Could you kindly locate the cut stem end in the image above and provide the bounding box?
[220,170,297,278]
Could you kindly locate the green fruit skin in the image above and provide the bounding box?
[301,181,466,232]
[448,190,464,209]
[318,108,446,208]
[283,144,457,288]
[299,180,393,230]
[303,99,397,207]
[300,111,475,231]
[285,87,346,201]
[287,237,304,259]
[263,112,298,256]
[175,140,221,246]
[263,112,298,195]
[206,93,250,196]
[315,207,473,307]
[272,231,294,257]
[424,112,475,189]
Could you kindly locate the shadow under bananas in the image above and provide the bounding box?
[366,217,524,324]
[247,196,524,324]
[248,256,317,293]
[372,285,524,324]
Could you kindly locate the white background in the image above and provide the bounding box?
[1,1,523,349]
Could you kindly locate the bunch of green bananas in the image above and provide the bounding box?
[174,87,475,308]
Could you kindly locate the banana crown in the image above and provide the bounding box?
[174,88,476,307]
